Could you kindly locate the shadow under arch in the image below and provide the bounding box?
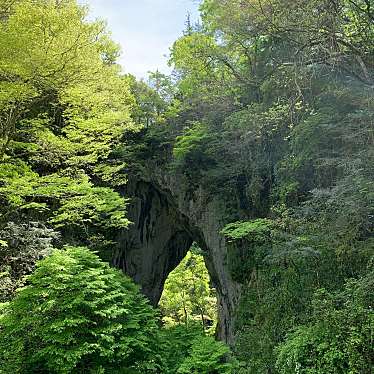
[112,178,240,344]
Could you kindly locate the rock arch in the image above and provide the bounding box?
[112,178,240,344]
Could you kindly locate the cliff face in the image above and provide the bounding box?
[112,176,240,344]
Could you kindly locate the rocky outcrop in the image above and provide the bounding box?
[112,175,241,344]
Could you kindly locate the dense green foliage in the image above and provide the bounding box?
[0,247,161,373]
[160,248,217,331]
[158,249,238,372]
[0,0,134,265]
[0,246,233,373]
[220,219,275,283]
[1,0,373,372]
[0,0,138,308]
[0,1,235,373]
[160,324,237,374]
[176,334,236,374]
[276,273,374,373]
[161,0,374,372]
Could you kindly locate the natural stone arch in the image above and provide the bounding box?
[112,178,240,344]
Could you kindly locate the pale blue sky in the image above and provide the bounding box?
[80,0,200,78]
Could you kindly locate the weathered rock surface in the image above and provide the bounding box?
[112,175,240,344]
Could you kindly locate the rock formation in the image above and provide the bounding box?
[112,176,241,344]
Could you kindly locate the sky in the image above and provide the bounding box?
[80,0,200,79]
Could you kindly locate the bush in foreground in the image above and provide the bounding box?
[0,247,161,373]
[276,273,374,374]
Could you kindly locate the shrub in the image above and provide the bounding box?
[276,273,374,374]
[0,247,161,373]
[177,334,237,374]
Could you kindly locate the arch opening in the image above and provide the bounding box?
[114,179,240,344]
[159,243,218,334]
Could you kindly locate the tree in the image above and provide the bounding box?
[159,324,237,374]
[0,247,161,373]
[276,273,374,373]
[177,335,237,374]
[159,248,217,332]
[0,0,137,253]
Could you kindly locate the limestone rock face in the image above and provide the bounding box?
[113,176,240,344]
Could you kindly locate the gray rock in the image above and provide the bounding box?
[113,176,240,344]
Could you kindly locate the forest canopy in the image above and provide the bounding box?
[0,0,373,373]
